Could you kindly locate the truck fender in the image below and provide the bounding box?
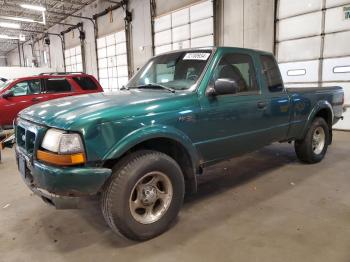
[103,124,200,180]
[301,100,334,139]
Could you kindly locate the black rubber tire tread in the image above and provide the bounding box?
[101,152,136,238]
[101,150,185,241]
[294,117,330,164]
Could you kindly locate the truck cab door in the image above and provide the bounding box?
[258,55,291,142]
[195,50,284,163]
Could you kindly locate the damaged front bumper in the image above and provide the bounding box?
[16,147,112,209]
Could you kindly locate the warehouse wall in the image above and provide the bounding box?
[6,0,275,75]
[44,0,152,77]
[0,58,6,67]
[7,49,20,67]
[130,0,153,73]
[218,0,275,52]
[22,45,33,67]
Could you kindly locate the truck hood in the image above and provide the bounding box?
[19,89,190,130]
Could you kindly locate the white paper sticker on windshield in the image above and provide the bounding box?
[183,53,210,61]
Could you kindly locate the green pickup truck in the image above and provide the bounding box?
[15,47,344,240]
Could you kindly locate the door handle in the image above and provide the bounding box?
[32,97,41,102]
[257,101,267,109]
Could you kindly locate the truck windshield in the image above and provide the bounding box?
[127,50,212,91]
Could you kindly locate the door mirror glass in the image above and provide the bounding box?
[2,90,14,99]
[207,78,239,96]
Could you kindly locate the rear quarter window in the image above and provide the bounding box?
[260,55,284,92]
[44,78,72,93]
[73,77,98,90]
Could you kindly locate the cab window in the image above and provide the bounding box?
[10,80,41,97]
[212,53,258,94]
[260,55,284,92]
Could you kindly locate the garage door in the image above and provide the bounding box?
[65,45,83,73]
[153,0,214,55]
[276,0,350,130]
[97,30,129,92]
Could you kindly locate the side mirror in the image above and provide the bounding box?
[207,78,239,96]
[2,90,14,99]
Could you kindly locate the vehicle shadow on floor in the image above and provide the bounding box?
[38,143,325,252]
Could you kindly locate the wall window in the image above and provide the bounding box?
[153,0,214,55]
[333,65,350,73]
[261,55,284,92]
[97,30,129,92]
[287,69,306,76]
[212,53,258,93]
[65,46,83,72]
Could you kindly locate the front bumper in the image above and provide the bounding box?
[16,148,112,208]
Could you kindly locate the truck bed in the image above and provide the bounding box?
[286,85,344,140]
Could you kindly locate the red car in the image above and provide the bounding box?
[0,73,103,130]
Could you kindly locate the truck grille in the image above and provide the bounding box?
[16,119,40,155]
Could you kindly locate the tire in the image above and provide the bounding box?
[101,150,185,241]
[294,117,330,164]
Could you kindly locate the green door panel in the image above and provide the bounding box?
[195,48,291,162]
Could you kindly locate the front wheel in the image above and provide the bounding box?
[294,117,330,164]
[101,150,185,241]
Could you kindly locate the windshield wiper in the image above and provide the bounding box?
[135,83,176,93]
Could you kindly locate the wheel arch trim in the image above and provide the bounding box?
[302,100,334,138]
[103,124,200,172]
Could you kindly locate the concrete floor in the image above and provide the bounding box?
[0,131,350,262]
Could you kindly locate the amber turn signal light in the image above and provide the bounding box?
[37,150,86,166]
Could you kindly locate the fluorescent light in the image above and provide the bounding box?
[0,16,35,23]
[0,22,21,29]
[0,34,25,41]
[0,34,19,40]
[19,34,26,41]
[20,4,46,12]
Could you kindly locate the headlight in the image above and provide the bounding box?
[42,129,84,154]
[41,129,64,153]
[38,128,85,166]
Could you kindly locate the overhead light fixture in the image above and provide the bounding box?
[0,34,26,41]
[19,34,26,42]
[0,22,21,29]
[20,4,46,12]
[0,34,19,40]
[0,16,35,23]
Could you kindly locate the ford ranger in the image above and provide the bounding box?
[14,47,344,241]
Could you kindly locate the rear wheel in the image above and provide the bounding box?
[101,150,185,241]
[294,117,330,164]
